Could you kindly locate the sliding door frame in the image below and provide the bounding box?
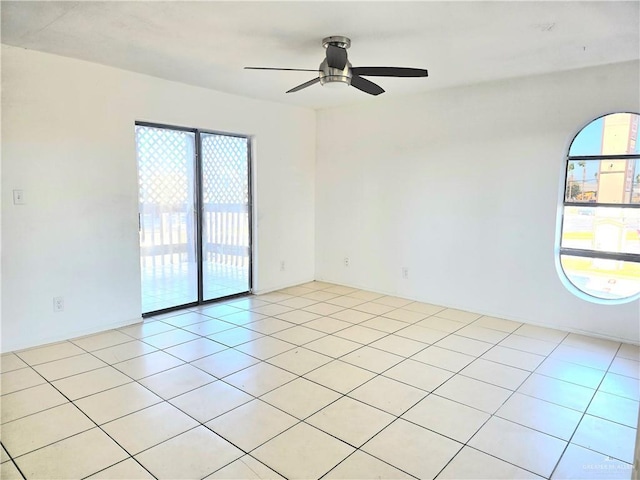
[136,121,253,317]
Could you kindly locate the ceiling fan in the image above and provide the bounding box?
[245,36,428,96]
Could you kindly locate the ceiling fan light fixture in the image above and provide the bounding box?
[319,72,351,87]
[321,78,350,89]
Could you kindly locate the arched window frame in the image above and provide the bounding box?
[557,112,640,304]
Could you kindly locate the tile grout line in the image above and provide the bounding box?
[13,327,278,477]
[427,327,573,480]
[6,330,627,478]
[317,448,420,480]
[548,341,632,479]
[67,339,260,473]
[347,315,546,478]
[0,440,28,480]
[264,310,485,478]
[77,332,298,480]
[448,326,634,477]
[146,295,636,477]
[3,286,637,479]
[180,295,436,477]
[129,302,630,456]
[52,305,327,478]
[8,352,161,480]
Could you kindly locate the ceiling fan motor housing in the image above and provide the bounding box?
[319,59,352,86]
[320,36,352,86]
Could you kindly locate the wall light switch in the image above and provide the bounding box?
[13,190,25,205]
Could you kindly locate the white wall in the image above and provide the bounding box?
[316,61,640,343]
[3,45,638,351]
[1,45,316,352]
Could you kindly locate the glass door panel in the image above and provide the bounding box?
[201,133,251,301]
[136,126,198,313]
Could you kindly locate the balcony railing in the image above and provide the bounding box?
[139,202,249,268]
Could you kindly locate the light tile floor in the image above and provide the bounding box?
[1,281,638,479]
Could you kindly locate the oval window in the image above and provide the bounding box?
[559,112,640,301]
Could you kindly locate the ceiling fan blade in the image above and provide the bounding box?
[350,75,384,96]
[351,67,428,77]
[286,77,321,93]
[245,67,320,72]
[326,45,348,70]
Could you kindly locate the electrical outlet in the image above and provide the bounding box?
[344,257,350,267]
[53,296,64,312]
[402,267,409,280]
[280,260,285,271]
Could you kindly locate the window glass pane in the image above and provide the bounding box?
[561,207,640,255]
[565,159,599,202]
[569,118,604,156]
[565,158,639,204]
[569,113,639,156]
[632,158,640,204]
[601,113,640,156]
[560,255,640,300]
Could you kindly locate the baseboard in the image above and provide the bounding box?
[313,277,640,346]
[4,277,637,351]
[1,316,144,354]
[252,277,316,296]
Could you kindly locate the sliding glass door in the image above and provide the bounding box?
[137,126,198,313]
[201,133,251,301]
[136,123,251,315]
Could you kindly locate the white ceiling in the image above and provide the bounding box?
[2,1,639,110]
